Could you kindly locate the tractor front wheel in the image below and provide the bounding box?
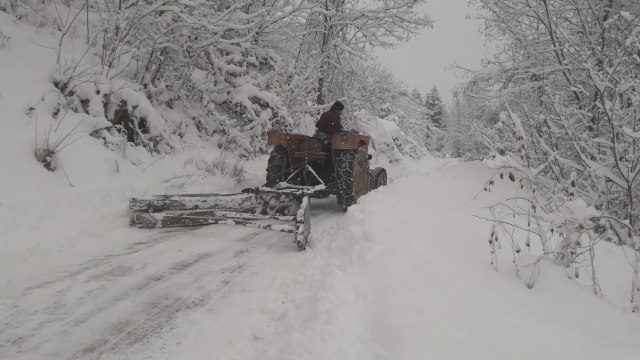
[370,167,387,190]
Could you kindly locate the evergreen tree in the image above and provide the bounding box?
[424,86,445,128]
[410,88,422,103]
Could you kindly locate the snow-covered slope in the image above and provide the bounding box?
[0,10,261,287]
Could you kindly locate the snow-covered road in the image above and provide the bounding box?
[0,194,346,359]
[0,197,338,359]
[2,227,278,359]
[3,159,640,360]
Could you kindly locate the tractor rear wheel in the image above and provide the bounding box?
[334,146,369,209]
[266,146,288,187]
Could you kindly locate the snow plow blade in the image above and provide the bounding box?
[129,186,314,250]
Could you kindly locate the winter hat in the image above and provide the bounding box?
[330,101,345,111]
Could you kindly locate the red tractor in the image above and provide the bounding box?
[265,130,387,210]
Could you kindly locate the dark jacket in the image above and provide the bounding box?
[315,110,343,135]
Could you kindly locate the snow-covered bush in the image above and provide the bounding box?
[50,70,182,155]
[89,125,127,153]
[31,91,111,171]
[482,160,640,308]
[208,155,246,184]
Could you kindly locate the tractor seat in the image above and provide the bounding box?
[312,131,331,152]
[312,131,330,142]
[296,136,326,160]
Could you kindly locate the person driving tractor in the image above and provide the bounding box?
[312,101,345,187]
[315,101,344,136]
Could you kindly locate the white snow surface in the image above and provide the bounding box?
[3,156,640,360]
[2,10,640,360]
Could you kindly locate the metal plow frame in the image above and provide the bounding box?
[129,186,319,251]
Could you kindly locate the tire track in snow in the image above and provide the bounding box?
[20,228,198,294]
[1,197,347,360]
[0,228,264,360]
[69,258,249,360]
[0,228,202,345]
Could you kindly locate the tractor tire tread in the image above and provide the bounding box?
[334,149,357,207]
[266,147,288,187]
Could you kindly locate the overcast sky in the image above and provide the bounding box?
[376,0,488,104]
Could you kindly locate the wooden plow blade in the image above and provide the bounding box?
[129,187,313,250]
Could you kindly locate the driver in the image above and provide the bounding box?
[313,101,345,187]
[315,101,344,136]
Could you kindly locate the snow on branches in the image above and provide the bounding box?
[9,0,431,158]
[466,0,640,310]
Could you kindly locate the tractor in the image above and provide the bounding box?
[264,130,387,210]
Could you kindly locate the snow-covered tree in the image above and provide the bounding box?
[410,88,422,103]
[3,0,434,160]
[345,62,432,158]
[442,92,504,159]
[424,86,445,128]
[290,0,431,107]
[467,0,640,311]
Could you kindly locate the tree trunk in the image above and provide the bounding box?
[86,0,90,45]
[316,76,325,105]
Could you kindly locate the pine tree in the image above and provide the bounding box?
[424,86,445,128]
[410,88,422,103]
